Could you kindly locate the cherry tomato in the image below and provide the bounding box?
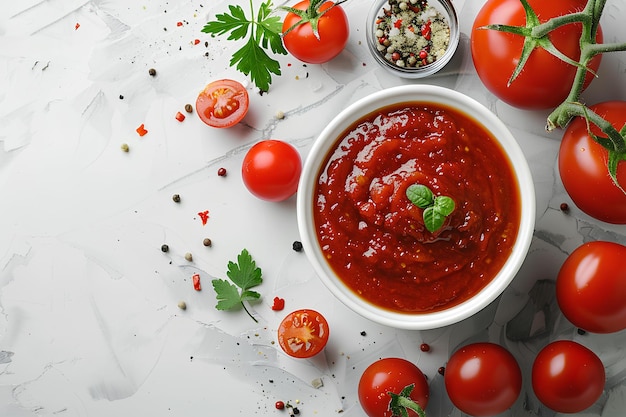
[196,79,249,128]
[532,340,605,413]
[277,309,329,358]
[559,101,626,224]
[282,1,349,64]
[242,140,302,202]
[556,241,626,333]
[471,0,602,109]
[358,358,429,417]
[444,343,521,417]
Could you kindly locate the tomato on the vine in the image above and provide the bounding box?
[556,241,626,333]
[532,340,605,413]
[444,343,522,417]
[358,358,429,417]
[282,1,349,64]
[277,309,329,358]
[196,79,249,128]
[471,0,602,109]
[559,101,626,224]
[242,140,302,202]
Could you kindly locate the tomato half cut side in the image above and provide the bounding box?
[277,309,329,358]
[196,79,249,128]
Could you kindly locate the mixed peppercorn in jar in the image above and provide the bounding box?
[375,0,451,68]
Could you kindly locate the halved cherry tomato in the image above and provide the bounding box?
[196,79,249,128]
[277,309,329,358]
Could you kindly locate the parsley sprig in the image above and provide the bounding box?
[211,249,263,322]
[406,184,455,233]
[202,0,287,92]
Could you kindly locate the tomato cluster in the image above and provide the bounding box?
[471,0,626,225]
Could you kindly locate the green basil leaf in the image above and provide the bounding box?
[434,196,455,216]
[406,184,433,208]
[423,207,445,233]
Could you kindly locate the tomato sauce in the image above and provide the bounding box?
[314,102,521,313]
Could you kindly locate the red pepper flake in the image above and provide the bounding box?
[136,124,148,136]
[192,273,202,291]
[271,297,285,311]
[177,21,183,27]
[193,39,200,45]
[175,111,185,122]
[394,19,403,29]
[198,210,209,225]
[75,23,80,30]
[421,21,432,40]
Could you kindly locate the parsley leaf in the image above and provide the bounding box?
[202,1,287,92]
[212,249,263,322]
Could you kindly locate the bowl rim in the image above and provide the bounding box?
[366,0,461,78]
[297,85,536,330]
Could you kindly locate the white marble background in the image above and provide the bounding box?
[2,0,626,416]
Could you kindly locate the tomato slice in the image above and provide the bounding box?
[196,79,249,128]
[277,309,329,358]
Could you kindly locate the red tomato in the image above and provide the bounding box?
[444,343,522,416]
[277,309,329,358]
[532,340,605,413]
[559,101,626,224]
[358,358,429,417]
[471,0,602,109]
[242,140,302,202]
[556,241,626,333]
[196,79,249,128]
[282,1,349,64]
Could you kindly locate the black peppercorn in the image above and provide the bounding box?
[161,244,169,252]
[148,68,157,76]
[292,241,303,252]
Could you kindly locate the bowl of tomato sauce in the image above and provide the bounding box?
[297,85,535,330]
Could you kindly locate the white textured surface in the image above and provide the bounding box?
[1,0,626,416]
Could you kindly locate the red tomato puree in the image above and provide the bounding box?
[314,102,521,313]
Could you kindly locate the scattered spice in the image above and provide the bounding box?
[136,124,148,136]
[198,210,210,225]
[275,401,285,410]
[420,343,430,352]
[292,241,303,252]
[184,103,193,113]
[560,202,569,212]
[203,238,213,247]
[172,194,181,203]
[276,110,285,120]
[271,296,285,311]
[175,111,186,122]
[148,68,157,76]
[374,0,451,69]
[75,23,80,30]
[217,167,227,177]
[161,244,169,253]
[193,39,200,45]
[192,273,202,291]
[311,378,324,389]
[577,328,587,335]
[178,301,187,310]
[184,252,193,262]
[120,143,129,152]
[177,21,183,26]
[360,330,367,336]
[438,366,445,375]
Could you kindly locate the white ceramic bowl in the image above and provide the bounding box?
[297,85,535,330]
